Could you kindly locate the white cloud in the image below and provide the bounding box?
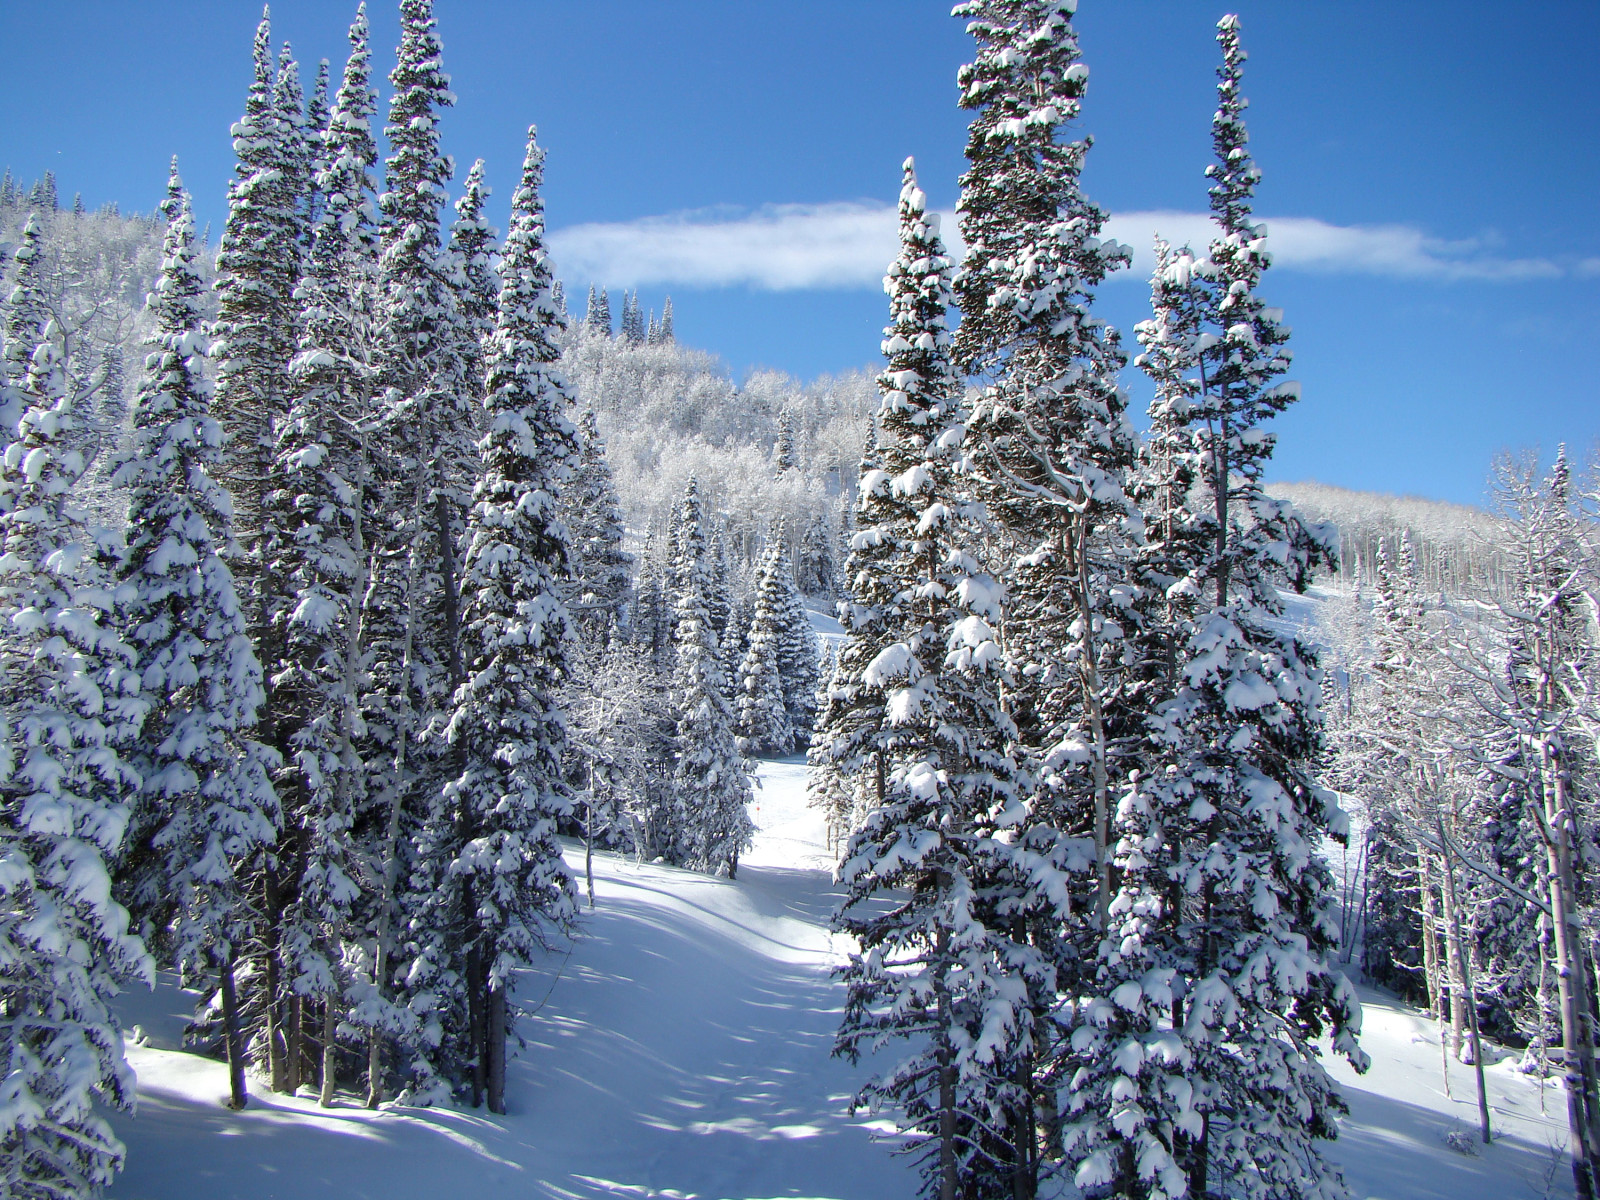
[549,202,906,291]
[549,202,1573,291]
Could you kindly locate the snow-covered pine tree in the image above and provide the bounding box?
[304,57,332,238]
[707,529,734,654]
[830,159,1038,1200]
[442,127,579,1116]
[209,12,310,1094]
[274,42,311,251]
[667,478,754,876]
[269,3,400,1108]
[0,243,151,1199]
[809,415,890,852]
[797,511,837,597]
[774,408,797,473]
[735,544,795,756]
[953,0,1137,974]
[0,215,48,439]
[566,408,634,635]
[210,10,304,656]
[586,286,612,337]
[361,0,483,1106]
[447,158,499,409]
[114,165,280,1114]
[657,295,674,344]
[768,541,819,742]
[1071,20,1364,1200]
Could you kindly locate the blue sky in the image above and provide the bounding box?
[2,1,1596,505]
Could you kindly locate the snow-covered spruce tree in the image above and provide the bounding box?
[797,511,837,598]
[113,166,280,1114]
[1069,20,1364,1200]
[656,295,674,344]
[273,42,314,264]
[210,11,304,635]
[441,127,579,1116]
[270,3,395,1108]
[446,158,499,410]
[831,159,1039,1200]
[0,260,150,1199]
[769,541,820,742]
[735,543,795,755]
[666,476,754,875]
[209,13,307,1094]
[566,408,633,635]
[0,216,50,440]
[303,57,332,239]
[774,409,797,473]
[954,0,1137,950]
[585,286,612,337]
[361,0,481,1104]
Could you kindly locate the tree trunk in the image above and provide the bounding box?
[487,981,507,1115]
[1069,519,1111,931]
[467,934,487,1109]
[320,996,339,1107]
[263,871,289,1093]
[1438,848,1467,1060]
[1438,815,1491,1143]
[286,993,303,1094]
[1416,847,1442,1017]
[220,957,248,1111]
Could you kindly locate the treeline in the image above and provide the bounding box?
[0,3,818,1197]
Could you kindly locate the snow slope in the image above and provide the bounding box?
[107,753,1571,1200]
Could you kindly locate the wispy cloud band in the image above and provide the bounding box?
[549,201,1581,291]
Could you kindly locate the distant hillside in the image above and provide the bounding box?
[1267,479,1504,597]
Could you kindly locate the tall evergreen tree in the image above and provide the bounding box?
[0,242,150,1200]
[954,0,1137,953]
[355,0,486,1108]
[0,215,48,439]
[735,544,796,755]
[210,11,308,1093]
[447,158,500,407]
[114,166,279,1114]
[830,160,1036,1200]
[271,2,392,1107]
[441,127,580,1116]
[668,479,754,876]
[567,408,633,634]
[585,286,612,337]
[1069,21,1363,1200]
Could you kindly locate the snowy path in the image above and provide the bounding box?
[108,754,1572,1199]
[108,758,911,1200]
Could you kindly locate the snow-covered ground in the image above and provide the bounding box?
[108,753,1571,1200]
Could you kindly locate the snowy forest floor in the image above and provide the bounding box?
[107,753,1573,1200]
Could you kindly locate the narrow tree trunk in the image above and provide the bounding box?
[286,995,303,1094]
[467,933,487,1109]
[263,871,289,1093]
[1070,519,1111,931]
[1417,848,1442,1017]
[487,981,507,1115]
[320,996,339,1107]
[1438,848,1467,1060]
[1438,815,1491,1143]
[220,957,248,1111]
